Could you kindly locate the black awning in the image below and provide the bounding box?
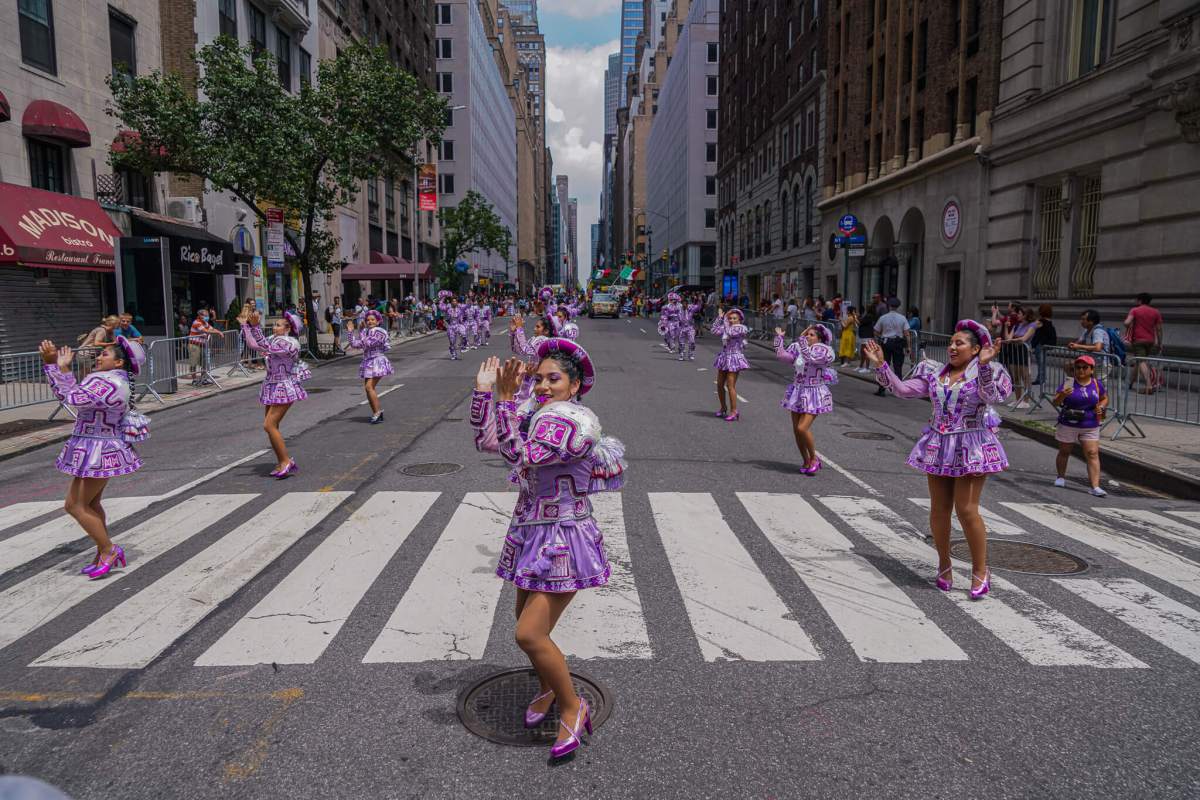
[131,213,236,274]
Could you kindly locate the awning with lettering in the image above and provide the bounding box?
[130,211,236,274]
[341,259,433,280]
[0,182,120,272]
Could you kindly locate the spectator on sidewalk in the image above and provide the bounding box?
[1068,309,1111,378]
[330,297,345,354]
[1124,293,1163,395]
[856,307,878,373]
[1004,305,1039,408]
[188,309,220,386]
[906,306,922,362]
[873,298,909,395]
[77,315,119,372]
[1030,303,1057,387]
[115,312,143,343]
[1052,354,1108,497]
[838,306,859,367]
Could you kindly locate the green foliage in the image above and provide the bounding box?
[436,190,513,286]
[107,37,446,352]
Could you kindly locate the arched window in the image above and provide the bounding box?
[792,186,800,248]
[780,193,789,251]
[805,177,815,243]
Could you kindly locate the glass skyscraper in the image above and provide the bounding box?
[619,0,643,103]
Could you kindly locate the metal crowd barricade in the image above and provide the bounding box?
[1109,353,1200,439]
[0,349,83,417]
[916,331,952,367]
[207,329,250,378]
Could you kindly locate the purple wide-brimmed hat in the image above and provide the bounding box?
[115,335,146,376]
[725,308,745,322]
[535,337,596,396]
[364,309,384,324]
[667,292,681,302]
[283,310,302,336]
[438,289,453,300]
[808,324,832,345]
[539,287,553,302]
[955,319,993,348]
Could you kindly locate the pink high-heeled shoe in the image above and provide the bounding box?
[273,460,298,480]
[970,569,991,599]
[524,689,555,729]
[935,566,953,592]
[88,546,126,580]
[549,699,592,759]
[724,411,740,422]
[715,409,727,418]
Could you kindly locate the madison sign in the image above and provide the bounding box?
[0,183,122,272]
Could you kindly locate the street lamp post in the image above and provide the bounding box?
[636,207,670,297]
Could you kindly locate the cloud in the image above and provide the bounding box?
[545,40,618,281]
[539,0,623,20]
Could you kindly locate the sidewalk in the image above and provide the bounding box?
[745,336,1200,498]
[0,328,439,463]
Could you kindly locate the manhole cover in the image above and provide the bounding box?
[843,431,894,441]
[401,462,463,477]
[457,668,612,747]
[950,540,1089,575]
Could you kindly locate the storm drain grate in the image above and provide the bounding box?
[950,540,1089,575]
[457,668,612,747]
[843,431,895,441]
[400,462,463,477]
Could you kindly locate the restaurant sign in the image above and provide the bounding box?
[0,183,121,272]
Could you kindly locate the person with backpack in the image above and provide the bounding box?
[1068,309,1123,380]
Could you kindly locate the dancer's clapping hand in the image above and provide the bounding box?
[495,357,524,402]
[977,342,997,366]
[476,356,501,392]
[774,327,786,337]
[39,340,59,365]
[862,339,885,368]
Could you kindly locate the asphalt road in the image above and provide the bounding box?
[0,317,1198,800]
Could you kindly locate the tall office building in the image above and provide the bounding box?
[619,0,644,103]
[505,0,537,24]
[567,198,578,279]
[604,52,621,141]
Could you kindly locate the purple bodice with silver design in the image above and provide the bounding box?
[350,326,393,379]
[661,302,683,325]
[242,324,308,405]
[45,366,143,478]
[711,319,751,371]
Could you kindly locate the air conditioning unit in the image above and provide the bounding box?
[234,263,251,279]
[166,197,204,225]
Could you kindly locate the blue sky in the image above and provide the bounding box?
[538,0,623,282]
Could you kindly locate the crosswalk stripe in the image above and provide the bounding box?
[1054,578,1200,665]
[1003,503,1200,601]
[649,493,820,662]
[818,496,1145,668]
[363,492,509,663]
[1093,509,1200,550]
[0,501,63,535]
[0,495,258,653]
[1166,510,1200,527]
[908,498,1026,538]
[32,492,350,669]
[0,496,158,576]
[554,493,653,660]
[195,492,439,667]
[741,493,966,663]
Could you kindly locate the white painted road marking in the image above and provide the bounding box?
[1004,503,1200,600]
[33,492,350,669]
[555,493,653,659]
[815,452,881,496]
[0,495,257,652]
[155,450,270,503]
[1093,508,1200,550]
[0,501,63,534]
[364,492,509,662]
[1055,578,1200,665]
[358,384,405,405]
[819,496,1144,668]
[0,496,158,576]
[649,492,820,662]
[741,492,966,663]
[196,492,438,666]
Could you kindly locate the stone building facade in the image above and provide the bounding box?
[717,0,826,305]
[818,0,1002,330]
[985,0,1200,346]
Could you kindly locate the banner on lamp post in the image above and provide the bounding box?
[265,207,285,269]
[418,164,438,211]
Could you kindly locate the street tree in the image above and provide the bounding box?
[437,190,512,289]
[107,37,446,354]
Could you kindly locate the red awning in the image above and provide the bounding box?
[369,251,398,263]
[111,129,168,157]
[22,100,91,147]
[0,182,120,272]
[0,91,10,123]
[341,259,433,280]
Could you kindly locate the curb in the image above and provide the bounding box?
[0,329,443,464]
[757,336,1199,500]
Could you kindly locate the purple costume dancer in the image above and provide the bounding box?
[438,292,465,359]
[676,301,702,361]
[711,313,751,372]
[478,302,493,345]
[469,339,625,594]
[659,293,683,352]
[876,347,1012,477]
[349,312,393,378]
[510,324,550,404]
[465,303,480,349]
[776,330,837,414]
[46,343,146,480]
[242,317,309,406]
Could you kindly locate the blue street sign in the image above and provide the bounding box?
[838,214,859,235]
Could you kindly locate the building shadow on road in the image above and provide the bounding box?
[734,459,801,474]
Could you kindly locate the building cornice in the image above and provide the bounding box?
[818,136,981,211]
